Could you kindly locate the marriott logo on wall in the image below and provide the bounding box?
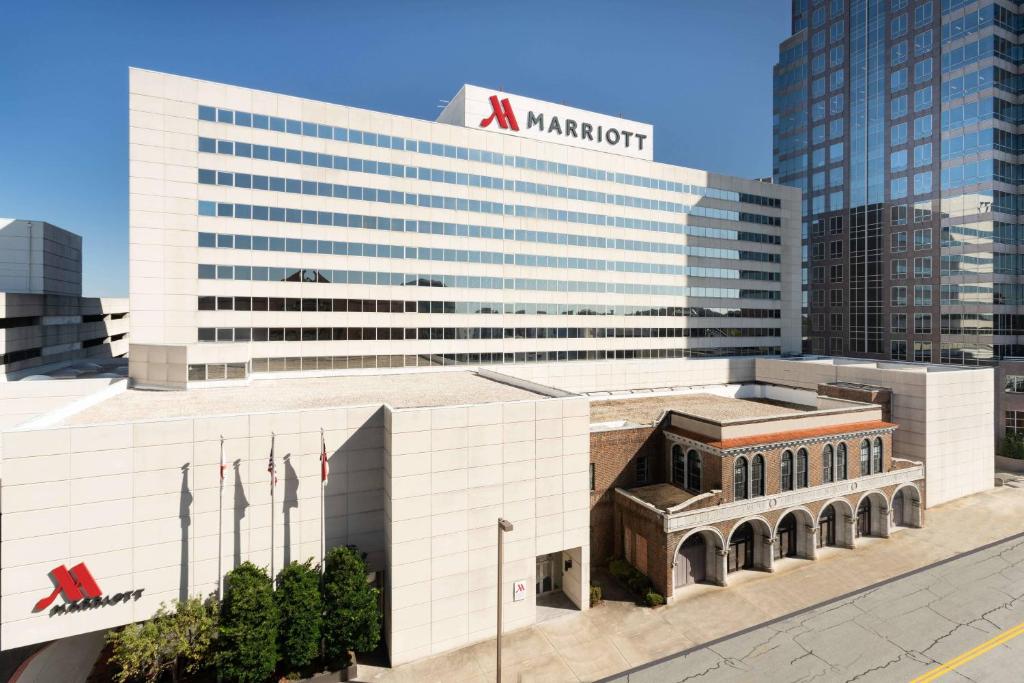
[477,92,648,153]
[33,562,144,615]
[480,95,519,131]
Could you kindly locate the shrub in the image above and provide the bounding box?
[218,562,279,683]
[644,591,665,607]
[1001,432,1024,459]
[322,546,381,667]
[106,596,218,683]
[608,557,662,607]
[276,559,322,672]
[608,558,632,581]
[589,584,602,607]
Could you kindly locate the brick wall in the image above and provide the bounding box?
[589,426,661,564]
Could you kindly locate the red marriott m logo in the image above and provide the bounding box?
[33,563,103,612]
[480,95,519,131]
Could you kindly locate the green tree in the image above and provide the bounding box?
[321,546,381,667]
[106,596,218,683]
[217,562,279,682]
[275,559,322,672]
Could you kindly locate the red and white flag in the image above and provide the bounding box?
[320,430,329,485]
[268,435,277,491]
[219,437,227,482]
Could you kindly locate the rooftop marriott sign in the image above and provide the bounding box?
[437,84,654,161]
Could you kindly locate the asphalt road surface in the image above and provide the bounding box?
[599,532,1024,683]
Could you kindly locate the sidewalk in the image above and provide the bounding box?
[359,484,1024,683]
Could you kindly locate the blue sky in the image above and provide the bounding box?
[0,1,789,297]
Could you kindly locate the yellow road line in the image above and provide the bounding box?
[910,621,1024,683]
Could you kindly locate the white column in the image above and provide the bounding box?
[715,548,729,586]
[805,524,819,559]
[762,535,776,572]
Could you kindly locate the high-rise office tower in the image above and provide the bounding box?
[774,0,1024,438]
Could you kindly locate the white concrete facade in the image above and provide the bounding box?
[128,68,801,388]
[383,395,590,664]
[755,357,995,506]
[0,378,589,666]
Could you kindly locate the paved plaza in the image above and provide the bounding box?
[360,482,1024,682]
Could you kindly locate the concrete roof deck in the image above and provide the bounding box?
[590,393,811,426]
[626,483,696,512]
[63,371,542,425]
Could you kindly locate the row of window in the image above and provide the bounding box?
[940,314,1024,336]
[198,231,778,282]
[0,316,41,330]
[198,296,781,319]
[0,347,41,366]
[196,154,777,230]
[197,195,781,256]
[200,201,779,251]
[197,104,781,208]
[197,325,780,343]
[197,264,783,300]
[670,446,702,492]
[199,140,758,221]
[806,337,933,362]
[815,312,935,335]
[189,345,781,381]
[198,215,779,263]
[733,438,885,500]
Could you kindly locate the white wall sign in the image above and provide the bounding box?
[512,579,527,602]
[438,84,654,160]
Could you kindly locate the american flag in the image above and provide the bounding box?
[320,430,329,485]
[268,434,277,491]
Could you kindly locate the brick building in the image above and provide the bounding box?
[588,386,925,602]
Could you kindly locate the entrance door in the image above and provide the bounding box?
[728,523,754,573]
[676,535,706,586]
[775,514,797,559]
[893,490,905,527]
[818,506,835,548]
[535,553,562,596]
[857,499,872,537]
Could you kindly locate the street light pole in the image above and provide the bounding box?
[496,518,513,683]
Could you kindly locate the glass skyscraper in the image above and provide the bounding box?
[774,0,1024,438]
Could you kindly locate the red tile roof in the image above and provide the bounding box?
[665,420,897,451]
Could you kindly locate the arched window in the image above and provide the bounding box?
[686,449,701,492]
[672,444,685,486]
[796,448,809,488]
[836,443,848,480]
[873,437,883,474]
[734,456,748,500]
[781,450,794,491]
[859,439,870,476]
[751,455,765,497]
[822,444,834,483]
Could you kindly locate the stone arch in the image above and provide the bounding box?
[817,498,855,549]
[891,483,923,529]
[726,515,773,572]
[855,490,890,539]
[774,507,816,560]
[672,526,726,590]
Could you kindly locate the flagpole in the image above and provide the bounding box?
[218,435,224,599]
[270,432,275,582]
[320,428,326,574]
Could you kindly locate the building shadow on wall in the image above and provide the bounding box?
[233,461,248,568]
[283,454,299,567]
[179,464,193,603]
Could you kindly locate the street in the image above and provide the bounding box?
[601,532,1024,682]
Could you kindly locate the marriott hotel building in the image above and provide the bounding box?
[129,69,801,387]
